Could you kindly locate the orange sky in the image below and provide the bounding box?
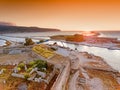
[0,0,120,31]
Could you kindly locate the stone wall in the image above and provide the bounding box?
[51,60,70,90]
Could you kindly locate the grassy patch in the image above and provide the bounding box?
[32,45,54,58]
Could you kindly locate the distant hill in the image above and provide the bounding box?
[0,21,16,26]
[0,25,61,34]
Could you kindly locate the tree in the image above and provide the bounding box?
[34,60,47,71]
[24,37,35,46]
[39,39,44,43]
[18,63,25,69]
[24,73,30,80]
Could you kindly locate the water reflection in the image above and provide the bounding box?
[77,46,120,70]
[0,40,6,46]
[45,41,120,71]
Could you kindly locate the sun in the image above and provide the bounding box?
[81,31,99,36]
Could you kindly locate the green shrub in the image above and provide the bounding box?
[34,60,47,70]
[17,67,21,71]
[26,68,33,73]
[2,68,6,73]
[24,73,30,80]
[39,40,44,43]
[24,37,35,46]
[29,61,35,66]
[18,63,25,69]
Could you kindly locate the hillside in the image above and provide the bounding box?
[0,22,16,26]
[0,25,61,34]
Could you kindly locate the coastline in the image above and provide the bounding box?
[0,39,120,89]
[1,31,120,50]
[53,45,120,89]
[50,39,120,50]
[0,33,120,70]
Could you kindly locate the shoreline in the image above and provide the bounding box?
[0,34,120,50]
[50,33,120,50]
[46,40,120,71]
[50,39,120,50]
[0,32,120,50]
[51,44,119,72]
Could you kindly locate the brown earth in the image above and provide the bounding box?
[86,69,119,90]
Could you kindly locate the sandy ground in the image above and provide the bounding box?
[0,52,39,65]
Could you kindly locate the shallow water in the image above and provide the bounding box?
[0,40,6,46]
[44,41,120,71]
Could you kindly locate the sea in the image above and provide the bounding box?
[0,31,120,43]
[0,31,120,71]
[99,31,120,40]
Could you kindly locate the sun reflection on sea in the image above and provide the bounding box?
[81,31,99,36]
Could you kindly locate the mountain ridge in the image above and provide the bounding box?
[0,25,61,34]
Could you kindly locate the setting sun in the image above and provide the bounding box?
[81,31,99,36]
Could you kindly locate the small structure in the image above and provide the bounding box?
[0,69,4,74]
[11,73,24,78]
[11,60,59,85]
[36,71,46,78]
[9,49,22,54]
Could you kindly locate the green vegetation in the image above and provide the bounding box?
[39,39,44,43]
[24,37,35,46]
[0,65,13,80]
[0,60,52,90]
[16,60,48,74]
[29,61,35,67]
[2,68,7,73]
[32,45,54,58]
[34,60,47,71]
[17,67,21,71]
[26,67,32,73]
[28,60,47,72]
[24,73,30,80]
[18,62,25,69]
